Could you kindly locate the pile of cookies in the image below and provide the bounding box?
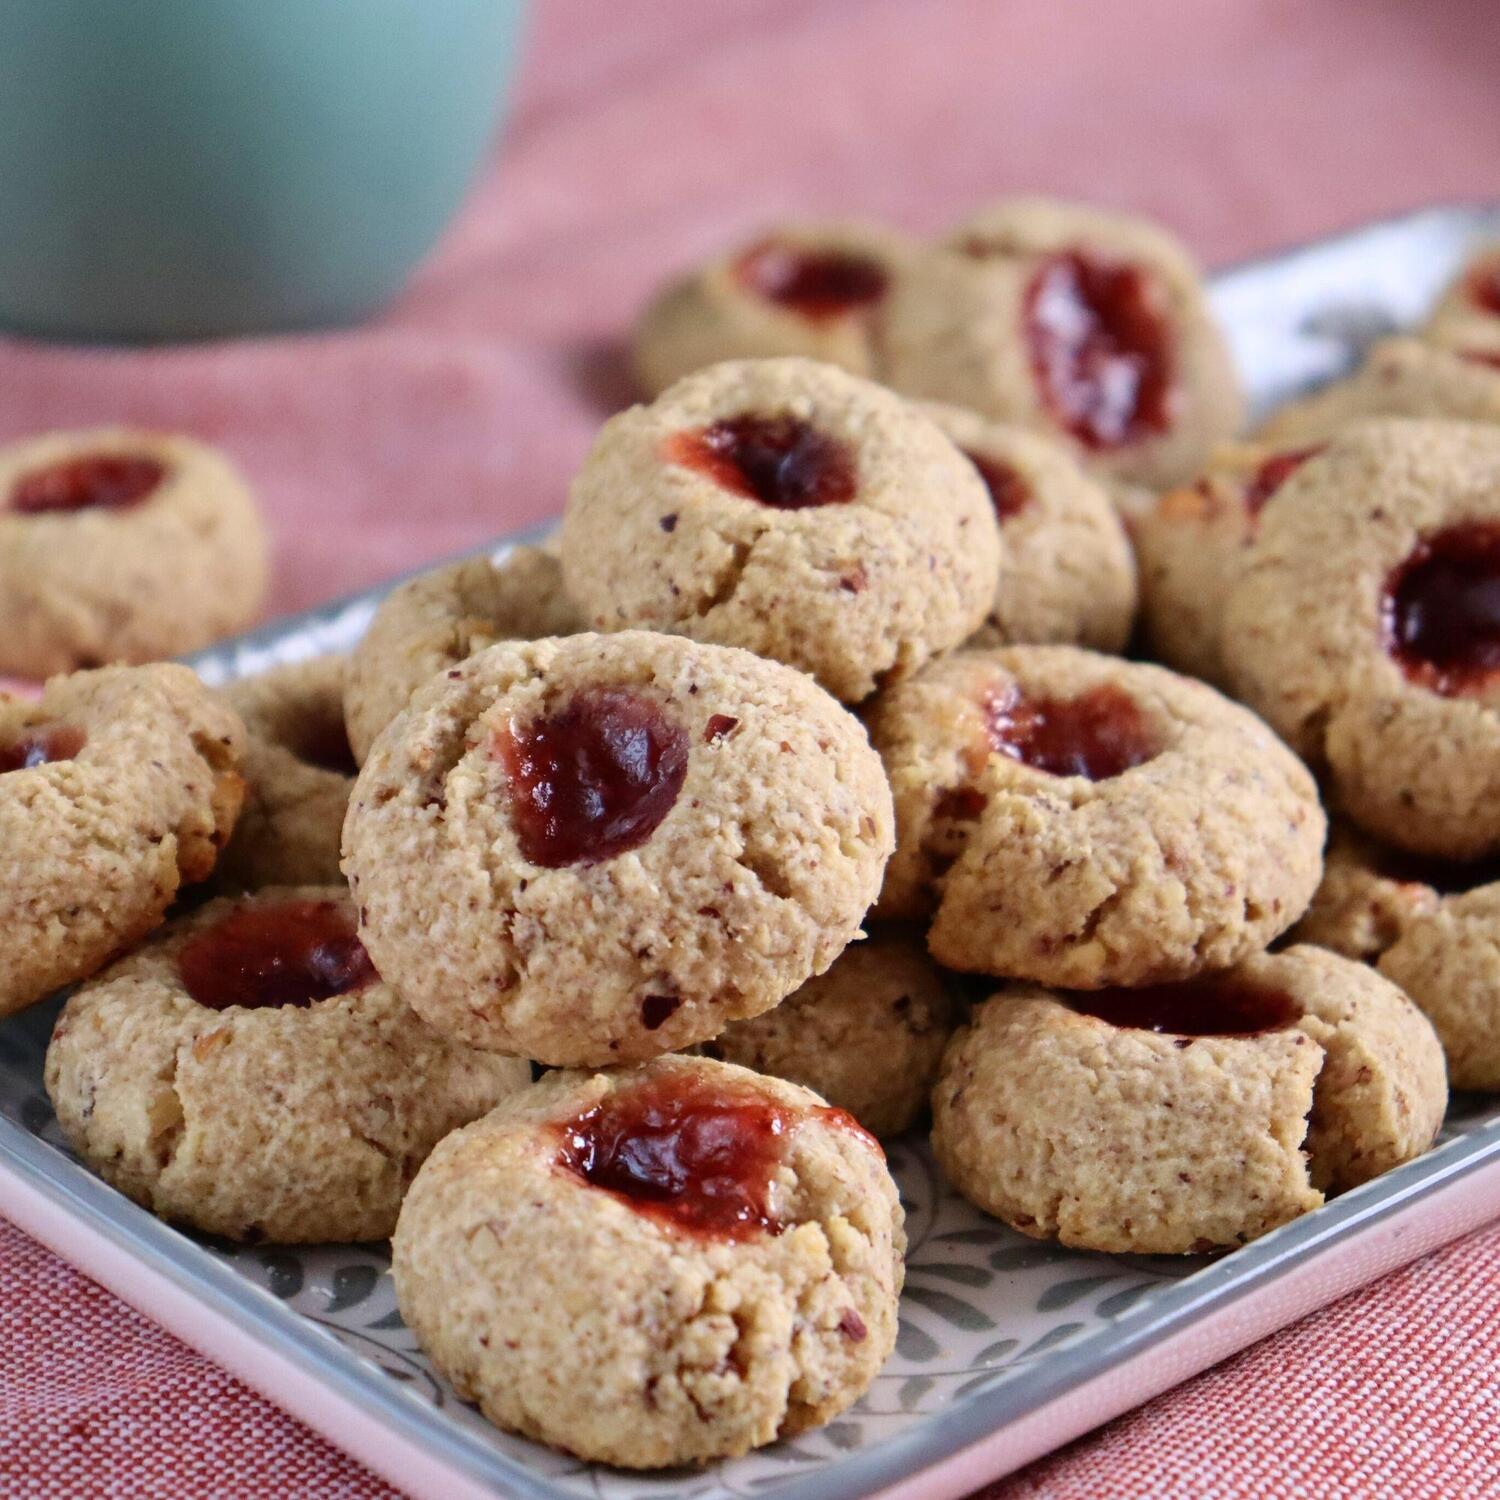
[6,197,1500,1470]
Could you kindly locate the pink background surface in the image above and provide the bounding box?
[2,1,1499,1494]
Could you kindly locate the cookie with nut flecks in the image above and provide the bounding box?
[392,1054,904,1468]
[918,403,1137,653]
[0,427,266,678]
[45,885,529,1243]
[343,630,894,1066]
[1224,419,1500,858]
[633,221,917,397]
[560,358,999,703]
[343,545,582,765]
[1,663,245,1017]
[217,656,355,890]
[700,925,955,1139]
[878,197,1242,488]
[867,644,1324,987]
[931,946,1446,1254]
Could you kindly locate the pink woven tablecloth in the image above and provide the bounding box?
[3,1,1500,1494]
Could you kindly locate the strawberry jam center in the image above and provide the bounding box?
[556,1075,794,1239]
[984,682,1160,780]
[10,454,166,515]
[665,415,857,509]
[1023,251,1174,450]
[733,240,888,321]
[1468,261,1500,317]
[1069,976,1300,1036]
[178,899,376,1011]
[494,688,689,868]
[964,450,1030,520]
[0,722,85,773]
[1243,446,1322,517]
[1383,522,1500,696]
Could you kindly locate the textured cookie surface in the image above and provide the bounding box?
[343,631,894,1065]
[633,222,917,397]
[0,427,266,677]
[879,197,1242,488]
[868,644,1324,987]
[45,886,529,1242]
[561,358,999,702]
[931,946,1446,1254]
[392,1055,904,1467]
[1223,419,1500,857]
[1,663,245,1016]
[1134,440,1324,685]
[701,927,955,1138]
[218,656,354,890]
[918,403,1137,653]
[344,546,582,764]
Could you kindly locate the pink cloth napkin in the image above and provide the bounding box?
[4,1,1500,1494]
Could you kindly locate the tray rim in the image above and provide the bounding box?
[6,200,1500,1500]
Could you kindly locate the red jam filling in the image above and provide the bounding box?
[1023,251,1174,451]
[1383,522,1500,696]
[1068,977,1301,1036]
[298,717,358,777]
[733,240,888,321]
[1243,446,1322,517]
[493,688,689,868]
[177,899,376,1011]
[963,450,1030,520]
[0,722,85,773]
[665,415,857,510]
[10,454,166,515]
[556,1076,794,1239]
[1468,261,1500,317]
[984,682,1160,780]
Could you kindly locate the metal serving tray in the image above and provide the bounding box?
[4,203,1500,1500]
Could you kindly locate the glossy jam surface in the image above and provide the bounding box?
[665,415,857,510]
[494,688,689,868]
[1243,446,1321,517]
[1068,977,1301,1036]
[11,454,166,515]
[1383,522,1500,695]
[1023,252,1174,451]
[178,899,376,1011]
[733,239,888,321]
[556,1076,794,1239]
[0,722,85,773]
[984,682,1160,780]
[964,450,1030,520]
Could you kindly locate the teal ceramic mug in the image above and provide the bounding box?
[0,0,527,341]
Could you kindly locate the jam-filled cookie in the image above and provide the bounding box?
[45,886,530,1243]
[560,358,999,703]
[1259,338,1500,448]
[343,545,582,765]
[1134,440,1325,684]
[215,657,354,890]
[878,198,1242,488]
[392,1054,904,1467]
[2,664,244,1017]
[1424,246,1500,359]
[700,927,955,1138]
[868,645,1323,986]
[0,428,267,678]
[1224,420,1500,858]
[931,946,1446,1254]
[343,631,894,1066]
[633,221,916,398]
[917,403,1137,653]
